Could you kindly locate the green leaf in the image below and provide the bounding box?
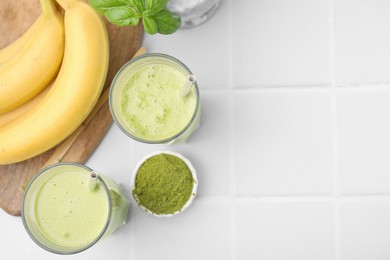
[105,6,140,26]
[143,16,158,34]
[144,0,157,10]
[153,9,181,35]
[128,0,145,14]
[143,0,168,16]
[89,0,180,35]
[89,0,128,13]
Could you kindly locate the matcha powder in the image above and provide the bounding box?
[133,153,195,215]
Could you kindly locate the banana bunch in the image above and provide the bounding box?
[0,0,64,114]
[0,0,109,164]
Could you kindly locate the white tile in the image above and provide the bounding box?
[142,0,231,89]
[232,0,330,87]
[26,239,55,259]
[132,199,231,260]
[0,210,27,260]
[173,91,232,196]
[234,89,333,195]
[340,200,390,260]
[337,89,390,194]
[125,91,232,196]
[236,200,335,260]
[335,0,390,84]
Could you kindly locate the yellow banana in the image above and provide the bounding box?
[0,0,109,164]
[0,0,64,115]
[0,83,52,128]
[0,17,45,66]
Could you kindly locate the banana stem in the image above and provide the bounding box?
[40,0,57,16]
[56,0,79,9]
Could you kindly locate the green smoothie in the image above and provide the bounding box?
[35,170,109,248]
[22,163,130,254]
[110,54,200,144]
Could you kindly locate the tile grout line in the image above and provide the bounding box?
[227,0,234,92]
[227,0,237,259]
[197,194,390,202]
[230,84,333,90]
[229,91,237,260]
[329,0,342,259]
[200,83,390,92]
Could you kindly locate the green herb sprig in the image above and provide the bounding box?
[89,0,181,35]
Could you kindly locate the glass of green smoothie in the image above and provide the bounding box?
[21,162,130,254]
[109,53,201,144]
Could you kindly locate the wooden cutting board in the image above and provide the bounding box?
[0,0,144,216]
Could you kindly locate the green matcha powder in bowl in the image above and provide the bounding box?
[131,151,198,217]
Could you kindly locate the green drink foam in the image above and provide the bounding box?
[118,63,197,141]
[34,170,109,248]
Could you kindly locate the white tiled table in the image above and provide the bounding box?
[2,0,390,259]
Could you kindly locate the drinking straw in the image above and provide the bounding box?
[89,171,98,191]
[180,75,196,97]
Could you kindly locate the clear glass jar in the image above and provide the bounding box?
[167,0,223,28]
[109,53,201,145]
[21,163,130,254]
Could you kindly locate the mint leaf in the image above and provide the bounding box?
[153,10,181,35]
[143,16,158,34]
[105,6,140,26]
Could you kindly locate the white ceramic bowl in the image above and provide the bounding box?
[131,151,198,217]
